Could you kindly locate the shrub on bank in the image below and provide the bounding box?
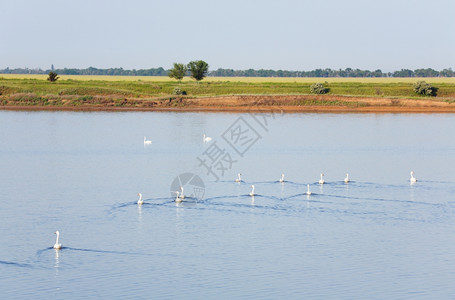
[173,87,187,95]
[413,81,438,96]
[310,82,330,94]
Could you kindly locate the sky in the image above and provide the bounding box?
[1,0,454,71]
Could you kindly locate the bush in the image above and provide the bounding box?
[310,82,329,94]
[47,72,59,82]
[413,81,438,96]
[172,87,187,95]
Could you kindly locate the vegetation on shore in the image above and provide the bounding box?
[1,75,455,110]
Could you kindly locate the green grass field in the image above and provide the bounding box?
[1,75,455,102]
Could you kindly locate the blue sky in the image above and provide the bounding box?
[2,0,454,71]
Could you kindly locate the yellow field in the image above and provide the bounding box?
[0,74,177,82]
[1,74,455,84]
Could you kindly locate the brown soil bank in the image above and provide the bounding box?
[1,94,455,113]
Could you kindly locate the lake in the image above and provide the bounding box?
[1,110,455,299]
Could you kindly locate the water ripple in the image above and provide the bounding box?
[0,260,33,268]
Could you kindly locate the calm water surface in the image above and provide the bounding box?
[1,110,455,299]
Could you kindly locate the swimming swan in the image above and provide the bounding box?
[144,137,152,145]
[410,171,417,183]
[175,191,182,202]
[179,186,185,199]
[235,173,242,182]
[53,231,62,250]
[249,185,255,197]
[344,173,350,183]
[137,193,144,205]
[203,134,212,143]
[319,173,325,185]
[279,173,285,183]
[306,184,312,195]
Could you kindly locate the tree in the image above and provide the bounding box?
[373,69,383,77]
[168,63,187,82]
[393,69,414,77]
[440,68,454,77]
[188,60,209,81]
[414,68,439,77]
[47,71,59,82]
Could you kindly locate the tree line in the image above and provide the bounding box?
[210,68,455,78]
[1,66,454,78]
[0,67,167,76]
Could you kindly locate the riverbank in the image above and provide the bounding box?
[2,75,455,113]
[2,94,455,113]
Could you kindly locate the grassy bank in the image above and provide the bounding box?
[1,75,455,110]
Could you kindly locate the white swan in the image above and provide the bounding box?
[175,191,182,202]
[179,186,185,199]
[144,137,152,145]
[344,173,350,183]
[249,185,255,197]
[410,171,417,183]
[53,231,62,250]
[137,193,143,205]
[279,173,285,183]
[306,184,312,195]
[203,134,212,143]
[235,173,242,182]
[319,173,325,184]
